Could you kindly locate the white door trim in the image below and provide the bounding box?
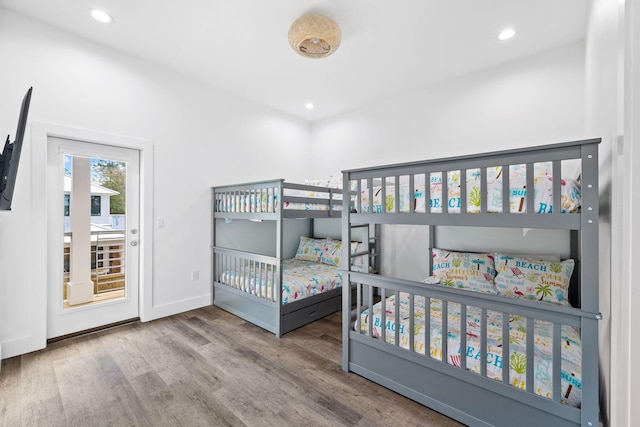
[30,122,153,352]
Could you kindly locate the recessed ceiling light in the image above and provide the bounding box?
[305,102,314,110]
[90,9,114,23]
[498,28,516,41]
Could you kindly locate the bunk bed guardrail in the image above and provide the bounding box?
[213,178,344,219]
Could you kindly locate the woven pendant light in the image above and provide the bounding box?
[288,14,341,59]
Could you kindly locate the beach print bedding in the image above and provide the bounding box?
[218,258,343,304]
[357,293,582,407]
[356,162,581,214]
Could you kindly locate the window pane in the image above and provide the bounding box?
[91,195,101,216]
[64,194,70,216]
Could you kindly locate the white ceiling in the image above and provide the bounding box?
[0,0,592,121]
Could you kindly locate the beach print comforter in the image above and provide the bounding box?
[357,293,582,407]
[219,258,343,304]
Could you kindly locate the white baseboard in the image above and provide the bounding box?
[0,335,46,360]
[146,294,212,321]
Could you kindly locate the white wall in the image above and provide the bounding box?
[311,42,589,281]
[311,42,587,176]
[0,11,311,358]
[624,3,640,425]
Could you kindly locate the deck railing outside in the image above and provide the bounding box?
[63,229,126,297]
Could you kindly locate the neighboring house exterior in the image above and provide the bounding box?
[63,174,120,232]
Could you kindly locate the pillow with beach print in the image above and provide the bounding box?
[294,237,326,262]
[430,248,497,294]
[493,253,574,305]
[321,239,359,267]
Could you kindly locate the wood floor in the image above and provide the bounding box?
[0,306,463,427]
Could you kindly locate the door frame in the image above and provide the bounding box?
[31,122,153,350]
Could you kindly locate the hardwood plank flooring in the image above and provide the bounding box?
[0,306,464,427]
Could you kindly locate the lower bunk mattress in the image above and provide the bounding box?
[218,258,343,304]
[357,293,582,407]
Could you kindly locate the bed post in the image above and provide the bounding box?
[342,171,351,372]
[579,142,599,312]
[211,187,216,305]
[579,141,600,427]
[428,224,435,273]
[275,180,284,338]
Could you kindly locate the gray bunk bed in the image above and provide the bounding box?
[212,178,376,337]
[341,139,600,427]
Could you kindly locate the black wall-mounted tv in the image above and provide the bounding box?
[0,87,32,211]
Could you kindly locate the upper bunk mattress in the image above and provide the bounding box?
[216,187,342,213]
[356,162,580,214]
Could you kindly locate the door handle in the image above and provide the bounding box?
[130,241,138,247]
